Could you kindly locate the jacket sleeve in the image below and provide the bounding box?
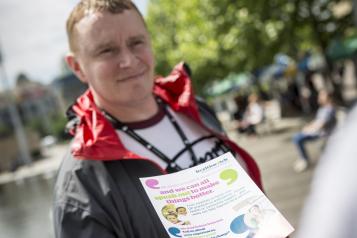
[53,156,124,238]
[54,202,118,238]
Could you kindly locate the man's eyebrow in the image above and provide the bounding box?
[128,34,146,41]
[92,41,116,52]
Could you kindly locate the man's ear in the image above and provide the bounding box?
[65,53,88,83]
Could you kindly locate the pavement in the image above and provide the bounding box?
[227,118,324,236]
[0,117,324,237]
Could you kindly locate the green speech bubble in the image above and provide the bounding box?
[220,169,238,185]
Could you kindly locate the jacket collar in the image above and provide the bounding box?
[69,62,201,160]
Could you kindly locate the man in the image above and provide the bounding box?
[292,90,336,172]
[53,1,262,237]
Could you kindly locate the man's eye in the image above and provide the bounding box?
[131,40,144,47]
[100,48,115,55]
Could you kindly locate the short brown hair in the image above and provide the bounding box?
[66,0,144,52]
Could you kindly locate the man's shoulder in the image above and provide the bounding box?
[56,148,102,182]
[53,148,107,206]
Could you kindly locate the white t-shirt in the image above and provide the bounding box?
[116,106,247,171]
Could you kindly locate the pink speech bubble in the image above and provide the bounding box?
[145,179,160,189]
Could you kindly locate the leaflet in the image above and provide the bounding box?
[140,152,294,238]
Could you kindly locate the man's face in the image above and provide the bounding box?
[69,9,155,108]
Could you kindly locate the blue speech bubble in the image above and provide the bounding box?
[230,214,249,234]
[168,227,182,237]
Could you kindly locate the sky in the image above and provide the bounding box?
[0,0,148,90]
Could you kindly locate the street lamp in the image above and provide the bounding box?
[0,42,32,165]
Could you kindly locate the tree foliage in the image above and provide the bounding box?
[146,0,354,93]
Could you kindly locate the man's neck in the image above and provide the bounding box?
[96,94,159,123]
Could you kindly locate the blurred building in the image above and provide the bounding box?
[50,73,88,109]
[14,73,62,133]
[0,73,62,172]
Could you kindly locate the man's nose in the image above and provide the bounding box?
[118,48,136,68]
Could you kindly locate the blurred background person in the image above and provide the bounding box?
[295,105,357,238]
[292,90,336,172]
[237,93,264,136]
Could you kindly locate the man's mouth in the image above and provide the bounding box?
[117,70,146,82]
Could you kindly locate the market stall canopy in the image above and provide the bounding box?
[205,73,251,97]
[327,36,357,61]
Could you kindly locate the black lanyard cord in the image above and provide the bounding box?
[102,99,200,171]
[171,135,216,161]
[160,99,199,165]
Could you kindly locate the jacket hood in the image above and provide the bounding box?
[68,62,199,160]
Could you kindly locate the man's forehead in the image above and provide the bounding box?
[73,9,148,53]
[75,11,109,35]
[75,10,146,40]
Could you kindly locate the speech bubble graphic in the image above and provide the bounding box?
[230,214,249,234]
[145,179,160,189]
[168,227,182,237]
[219,169,238,185]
